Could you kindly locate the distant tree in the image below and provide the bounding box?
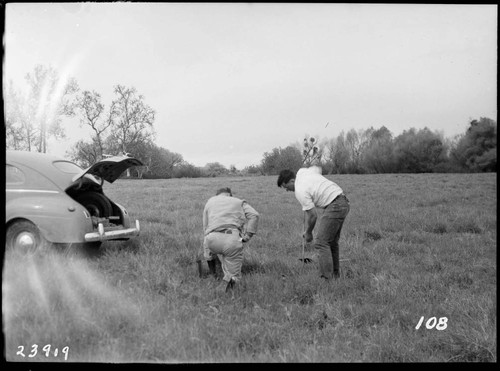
[325,132,350,174]
[74,90,114,160]
[450,118,496,172]
[204,162,228,177]
[361,126,397,173]
[67,139,101,168]
[71,85,156,177]
[261,146,303,175]
[345,128,372,173]
[229,164,238,174]
[242,164,263,176]
[393,127,448,173]
[119,140,152,178]
[5,64,79,152]
[105,85,155,155]
[149,146,184,178]
[70,85,157,178]
[173,162,204,178]
[5,81,32,150]
[126,142,183,178]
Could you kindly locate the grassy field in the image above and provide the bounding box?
[3,173,497,362]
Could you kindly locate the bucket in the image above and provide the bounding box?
[196,258,211,278]
[196,253,222,279]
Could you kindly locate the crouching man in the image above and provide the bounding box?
[202,187,259,293]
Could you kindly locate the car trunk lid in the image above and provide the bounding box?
[71,155,143,184]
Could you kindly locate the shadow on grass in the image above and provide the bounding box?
[242,258,292,276]
[53,242,107,260]
[453,220,483,234]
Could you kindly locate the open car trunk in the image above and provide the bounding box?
[65,155,143,242]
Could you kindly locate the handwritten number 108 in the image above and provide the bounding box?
[415,316,448,330]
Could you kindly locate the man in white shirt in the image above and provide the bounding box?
[202,187,259,293]
[277,167,350,279]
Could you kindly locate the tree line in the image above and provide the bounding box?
[261,118,496,175]
[5,65,496,178]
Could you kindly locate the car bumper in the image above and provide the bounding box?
[85,220,140,242]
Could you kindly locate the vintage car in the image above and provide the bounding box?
[5,150,143,251]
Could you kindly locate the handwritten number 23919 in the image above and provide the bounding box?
[17,344,69,360]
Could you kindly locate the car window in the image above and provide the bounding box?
[53,160,83,174]
[6,165,25,184]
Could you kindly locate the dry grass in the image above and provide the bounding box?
[3,173,496,362]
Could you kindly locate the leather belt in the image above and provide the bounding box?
[323,193,346,208]
[214,229,234,234]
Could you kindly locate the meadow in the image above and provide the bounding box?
[3,173,497,362]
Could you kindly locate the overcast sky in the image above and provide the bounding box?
[4,3,497,168]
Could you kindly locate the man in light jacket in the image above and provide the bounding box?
[202,187,259,293]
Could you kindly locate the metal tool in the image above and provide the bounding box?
[299,211,313,264]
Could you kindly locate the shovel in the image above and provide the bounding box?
[299,211,313,264]
[299,239,313,264]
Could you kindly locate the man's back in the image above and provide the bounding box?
[295,167,343,209]
[204,195,246,234]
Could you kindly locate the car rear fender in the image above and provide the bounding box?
[6,196,94,243]
[7,194,76,220]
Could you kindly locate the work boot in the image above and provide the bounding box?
[196,258,207,278]
[227,278,241,298]
[207,259,218,278]
[215,277,237,294]
[226,277,236,291]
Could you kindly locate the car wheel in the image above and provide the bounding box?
[74,191,113,218]
[6,220,47,253]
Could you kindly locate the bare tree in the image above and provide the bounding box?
[75,90,115,159]
[106,85,155,154]
[5,81,36,151]
[325,132,350,174]
[23,64,79,152]
[345,128,372,172]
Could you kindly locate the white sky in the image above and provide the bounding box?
[3,3,498,168]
